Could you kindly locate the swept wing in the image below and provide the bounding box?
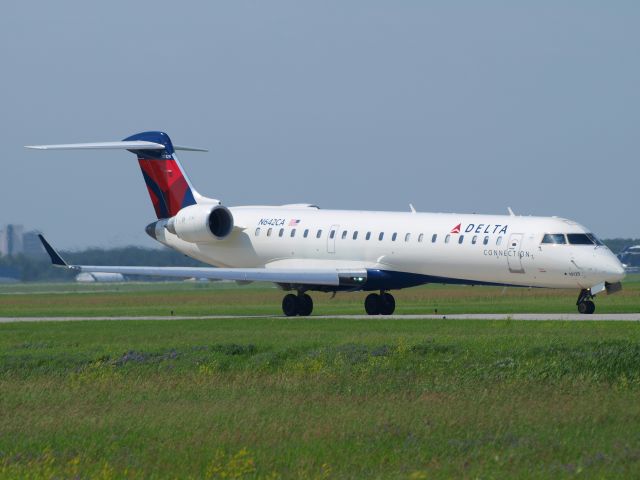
[38,235,367,287]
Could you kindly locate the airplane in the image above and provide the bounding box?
[28,131,625,316]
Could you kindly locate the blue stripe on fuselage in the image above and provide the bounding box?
[362,269,523,291]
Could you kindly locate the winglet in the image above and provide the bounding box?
[38,235,69,267]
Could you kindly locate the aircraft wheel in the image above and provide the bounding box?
[577,300,595,315]
[364,293,381,315]
[297,293,313,316]
[282,294,298,317]
[380,293,396,315]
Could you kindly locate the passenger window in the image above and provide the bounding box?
[279,228,284,237]
[303,229,309,238]
[341,230,348,240]
[392,233,397,241]
[366,232,371,240]
[353,231,358,240]
[483,236,489,245]
[418,234,424,243]
[255,227,260,236]
[458,235,464,244]
[267,228,273,237]
[432,234,437,243]
[316,229,322,239]
[405,233,411,242]
[445,234,451,244]
[541,233,566,245]
[472,235,477,244]
[330,230,336,239]
[496,236,502,245]
[291,229,296,238]
[379,232,384,241]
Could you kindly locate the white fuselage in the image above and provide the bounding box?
[152,206,625,291]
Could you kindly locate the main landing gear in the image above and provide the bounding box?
[576,289,596,314]
[364,292,396,315]
[282,292,313,317]
[280,291,397,317]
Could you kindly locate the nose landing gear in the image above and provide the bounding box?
[576,289,596,314]
[282,292,313,317]
[364,291,396,315]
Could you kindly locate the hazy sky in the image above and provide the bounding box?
[1,1,638,249]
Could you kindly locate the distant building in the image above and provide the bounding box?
[0,225,46,258]
[0,224,24,256]
[22,231,47,258]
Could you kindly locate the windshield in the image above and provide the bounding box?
[541,234,566,244]
[586,233,604,246]
[567,233,597,245]
[541,233,604,246]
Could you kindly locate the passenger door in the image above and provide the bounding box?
[327,224,339,254]
[507,233,525,273]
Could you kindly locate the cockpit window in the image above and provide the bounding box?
[567,233,596,245]
[541,234,566,245]
[586,233,604,246]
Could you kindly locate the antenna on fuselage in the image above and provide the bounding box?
[507,207,516,216]
[409,204,416,213]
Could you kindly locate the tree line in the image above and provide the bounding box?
[0,246,207,282]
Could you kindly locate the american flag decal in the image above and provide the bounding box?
[289,219,301,226]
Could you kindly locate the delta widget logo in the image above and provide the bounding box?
[451,222,509,235]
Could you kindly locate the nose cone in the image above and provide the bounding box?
[602,253,626,283]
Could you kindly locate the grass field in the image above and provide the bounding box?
[0,273,639,317]
[1,279,640,479]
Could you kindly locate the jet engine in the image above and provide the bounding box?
[166,204,234,242]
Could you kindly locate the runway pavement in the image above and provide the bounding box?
[1,313,640,323]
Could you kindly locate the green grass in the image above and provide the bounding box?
[3,317,640,478]
[0,274,639,317]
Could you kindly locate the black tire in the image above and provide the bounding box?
[297,294,313,316]
[586,300,596,314]
[364,293,381,315]
[380,293,396,315]
[578,301,595,315]
[282,294,298,316]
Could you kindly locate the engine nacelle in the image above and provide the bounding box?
[166,204,234,242]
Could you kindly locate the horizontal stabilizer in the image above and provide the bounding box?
[25,141,166,150]
[173,145,209,152]
[25,141,207,152]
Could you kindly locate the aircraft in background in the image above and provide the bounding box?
[28,131,625,315]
